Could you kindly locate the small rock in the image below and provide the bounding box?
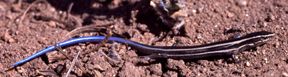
[262,50,266,55]
[235,0,248,7]
[245,14,249,17]
[245,61,251,66]
[274,41,280,48]
[16,67,25,73]
[263,58,269,63]
[262,22,268,27]
[196,34,203,39]
[48,21,57,27]
[191,9,197,14]
[2,32,16,43]
[197,7,204,13]
[226,11,235,18]
[82,56,89,62]
[282,72,288,77]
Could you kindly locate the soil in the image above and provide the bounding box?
[0,0,288,77]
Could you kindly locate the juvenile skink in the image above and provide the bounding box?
[12,31,274,68]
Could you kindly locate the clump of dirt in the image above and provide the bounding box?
[1,0,288,77]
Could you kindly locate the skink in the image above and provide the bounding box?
[12,31,274,68]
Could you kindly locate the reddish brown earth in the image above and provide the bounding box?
[0,0,288,77]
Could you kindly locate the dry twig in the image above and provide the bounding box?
[18,0,46,26]
[64,50,81,77]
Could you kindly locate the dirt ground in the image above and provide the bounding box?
[0,0,288,77]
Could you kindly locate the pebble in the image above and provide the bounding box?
[191,9,197,14]
[235,0,248,7]
[48,21,57,27]
[263,58,269,63]
[16,67,25,73]
[262,50,266,55]
[197,7,204,13]
[282,72,288,77]
[226,11,235,18]
[245,61,251,66]
[275,41,280,48]
[3,32,16,43]
[196,34,203,39]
